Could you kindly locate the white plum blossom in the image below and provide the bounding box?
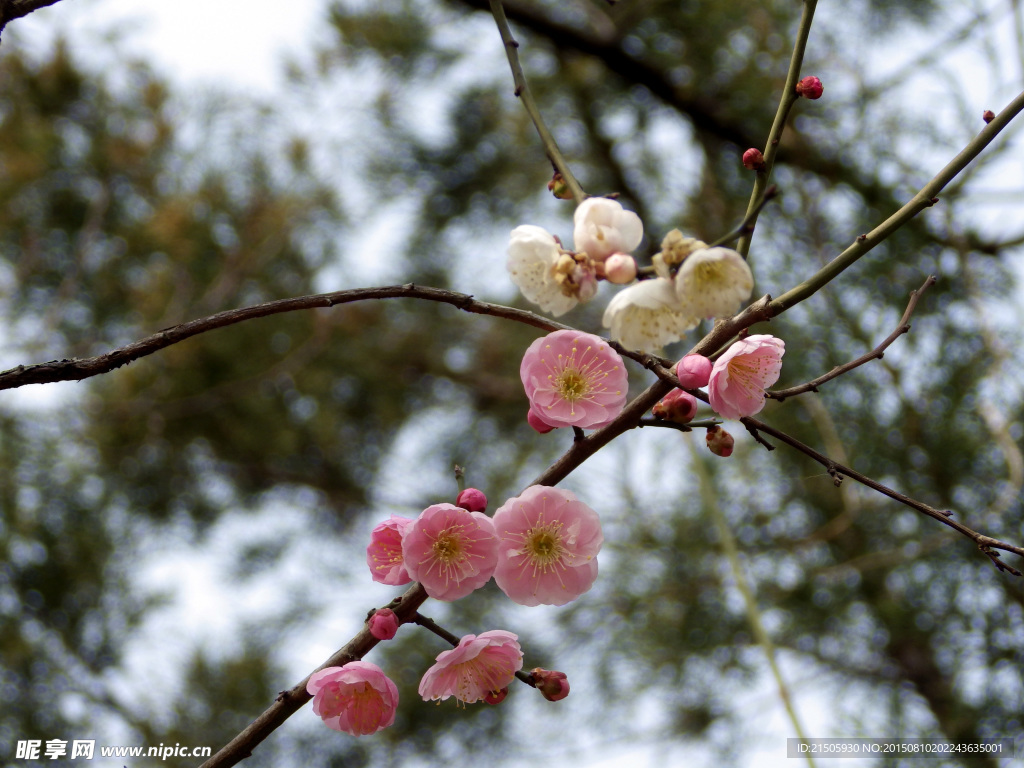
[506,225,581,317]
[675,246,754,320]
[601,278,698,352]
[573,198,643,262]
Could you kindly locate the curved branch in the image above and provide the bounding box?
[0,0,65,37]
[0,285,569,392]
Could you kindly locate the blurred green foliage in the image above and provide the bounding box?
[1,0,1022,766]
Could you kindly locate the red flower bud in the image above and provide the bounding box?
[983,110,995,124]
[742,147,766,171]
[795,76,823,100]
[531,668,569,701]
[706,426,735,457]
[455,487,487,512]
[652,389,698,425]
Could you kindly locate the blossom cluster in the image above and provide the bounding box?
[507,198,755,352]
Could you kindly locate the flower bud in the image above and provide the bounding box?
[456,487,487,512]
[527,409,555,434]
[705,426,735,457]
[652,389,698,424]
[795,76,823,99]
[484,687,509,705]
[604,253,638,284]
[531,668,569,701]
[368,608,400,641]
[675,354,713,388]
[983,109,995,124]
[742,147,766,171]
[547,172,573,200]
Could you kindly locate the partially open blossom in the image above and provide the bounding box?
[419,630,523,704]
[674,247,754,320]
[506,225,581,317]
[796,75,824,99]
[742,147,766,171]
[706,425,735,457]
[602,278,698,352]
[573,198,643,262]
[366,515,414,586]
[653,389,698,424]
[531,668,570,701]
[492,485,603,606]
[368,608,400,641]
[456,487,488,513]
[521,330,628,430]
[675,354,713,388]
[603,253,638,284]
[484,687,509,705]
[402,504,499,601]
[308,662,399,736]
[707,334,785,419]
[527,409,555,434]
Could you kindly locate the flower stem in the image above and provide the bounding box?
[489,0,586,205]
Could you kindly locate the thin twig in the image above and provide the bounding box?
[741,416,1024,576]
[489,0,585,205]
[736,0,818,258]
[770,275,937,400]
[708,185,780,249]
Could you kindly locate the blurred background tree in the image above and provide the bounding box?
[1,0,1022,766]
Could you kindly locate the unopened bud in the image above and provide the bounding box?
[652,389,698,425]
[983,110,995,124]
[706,425,734,457]
[742,147,766,171]
[604,254,638,284]
[531,668,569,701]
[368,608,400,641]
[547,172,573,200]
[456,487,487,513]
[527,409,555,434]
[484,687,509,705]
[795,76,823,100]
[675,354,713,388]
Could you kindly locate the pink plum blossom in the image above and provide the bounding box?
[530,668,570,701]
[492,485,603,606]
[368,608,400,641]
[366,515,413,586]
[419,630,523,704]
[402,503,499,601]
[707,334,785,419]
[521,330,628,430]
[573,198,643,262]
[307,662,399,736]
[675,354,713,388]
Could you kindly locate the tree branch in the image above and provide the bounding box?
[770,275,936,400]
[0,0,65,38]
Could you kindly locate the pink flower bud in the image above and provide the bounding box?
[742,147,766,171]
[706,426,735,457]
[368,608,400,641]
[455,487,488,512]
[983,109,995,124]
[531,668,570,701]
[795,76,823,99]
[484,687,509,705]
[603,254,638,284]
[675,354,713,388]
[652,389,698,424]
[527,408,555,434]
